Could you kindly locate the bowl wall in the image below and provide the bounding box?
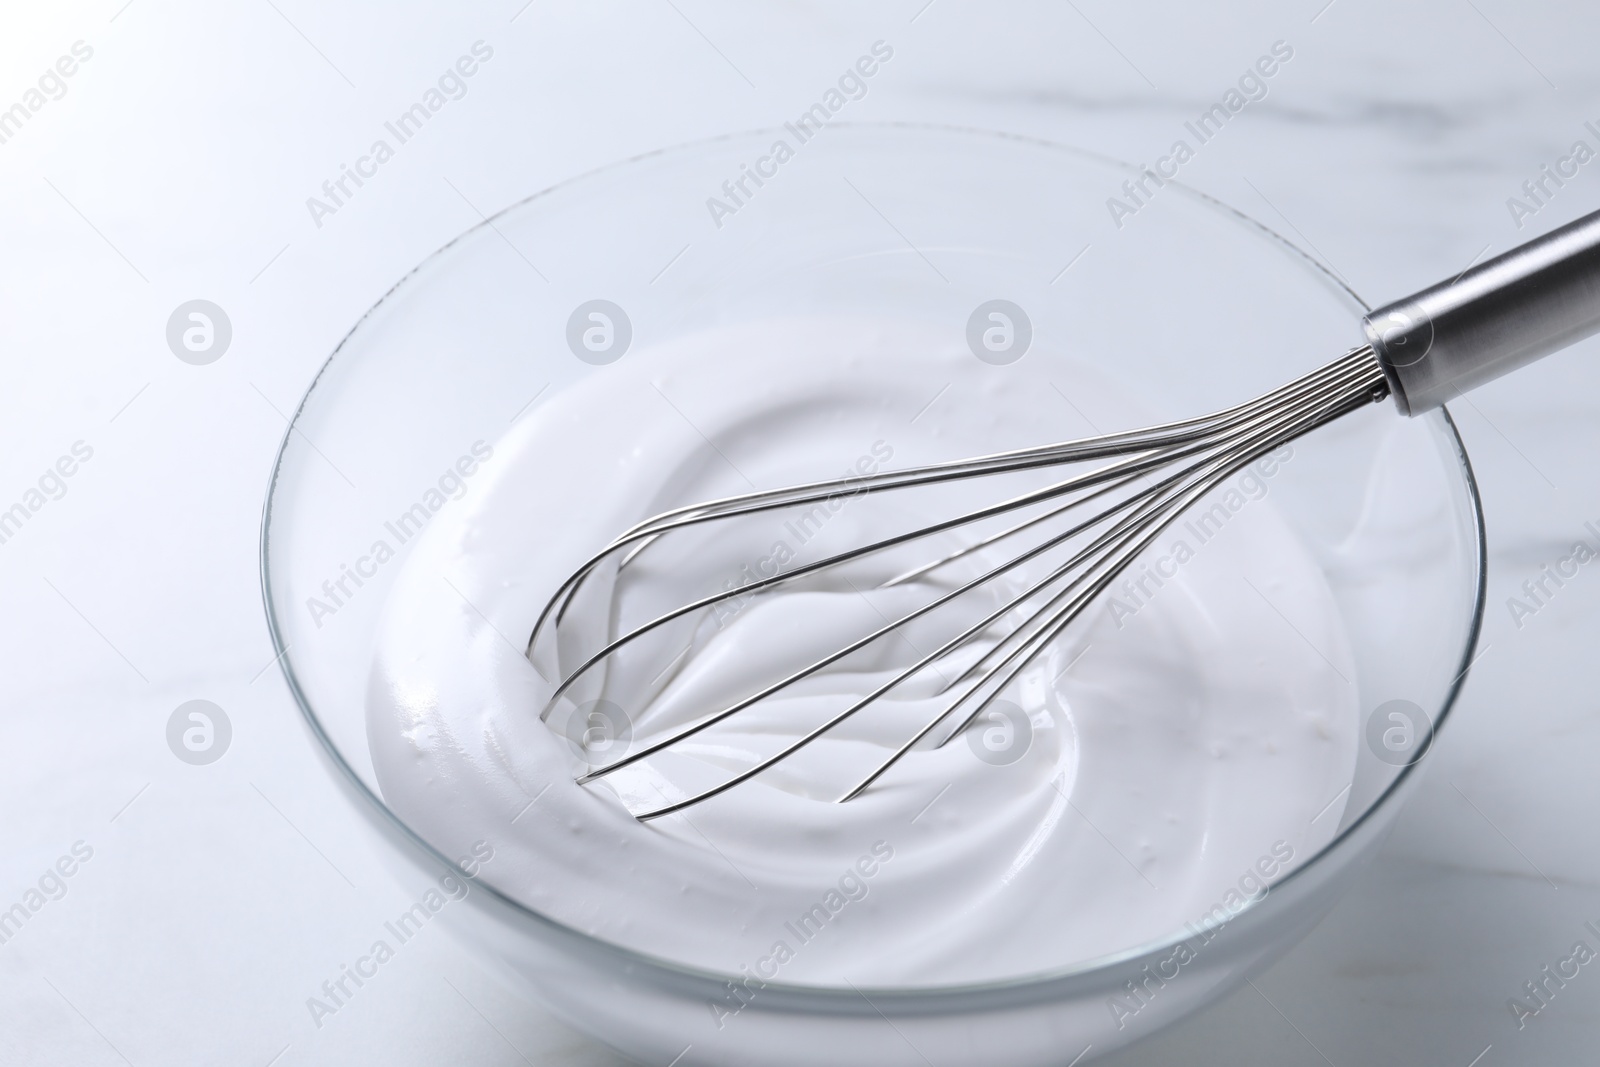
[262,125,1485,1066]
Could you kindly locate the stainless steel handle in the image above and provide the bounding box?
[1362,208,1600,415]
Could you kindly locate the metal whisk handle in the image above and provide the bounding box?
[1363,207,1600,415]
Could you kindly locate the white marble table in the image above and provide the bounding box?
[3,1,1597,1063]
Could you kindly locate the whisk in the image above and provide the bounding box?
[529,208,1600,821]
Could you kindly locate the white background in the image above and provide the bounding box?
[3,1,1599,1064]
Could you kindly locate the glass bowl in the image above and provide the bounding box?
[261,124,1485,1066]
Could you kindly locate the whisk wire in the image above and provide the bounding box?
[528,347,1379,658]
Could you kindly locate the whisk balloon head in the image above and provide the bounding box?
[527,347,1388,820]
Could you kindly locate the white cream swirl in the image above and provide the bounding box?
[365,317,1358,986]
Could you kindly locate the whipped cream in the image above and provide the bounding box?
[365,317,1358,986]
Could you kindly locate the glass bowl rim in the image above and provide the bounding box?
[259,121,1488,1002]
